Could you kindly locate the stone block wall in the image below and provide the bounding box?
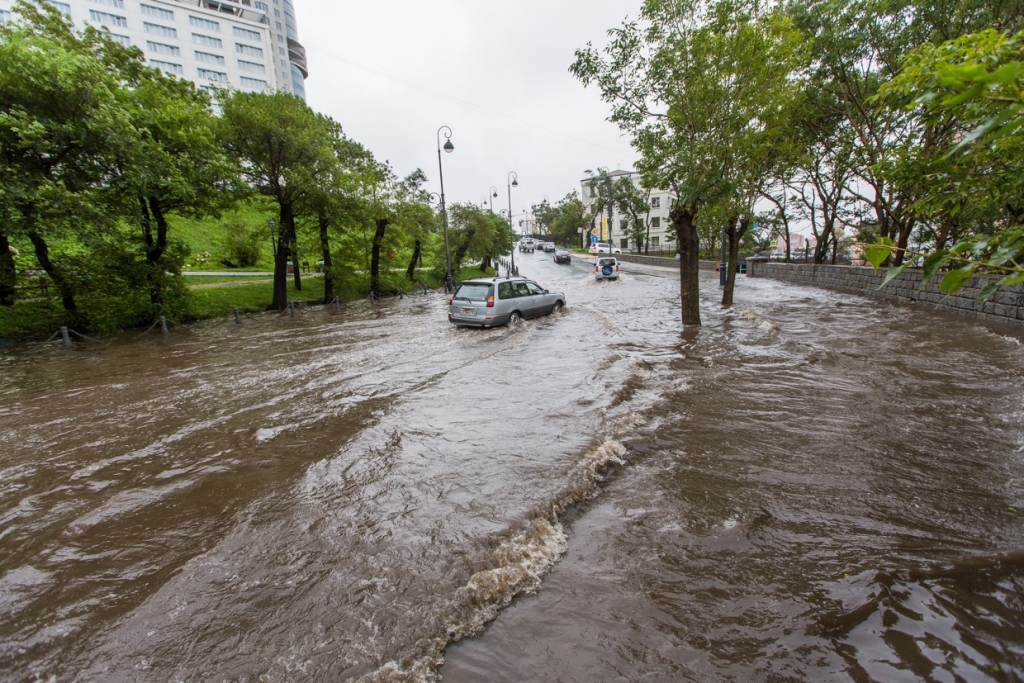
[749,262,1024,327]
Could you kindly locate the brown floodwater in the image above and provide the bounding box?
[1,255,1022,682]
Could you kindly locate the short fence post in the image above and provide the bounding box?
[334,297,341,312]
[234,308,241,324]
[159,316,168,334]
[60,326,71,348]
[289,301,296,317]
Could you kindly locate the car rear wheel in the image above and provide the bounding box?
[508,311,522,326]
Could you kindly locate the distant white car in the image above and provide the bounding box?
[589,243,623,255]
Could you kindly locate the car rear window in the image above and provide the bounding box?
[453,283,491,301]
[599,258,617,267]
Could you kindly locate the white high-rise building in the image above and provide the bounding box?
[581,170,677,252]
[0,0,309,99]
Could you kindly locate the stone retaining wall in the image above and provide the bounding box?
[748,261,1024,327]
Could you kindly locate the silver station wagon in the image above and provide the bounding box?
[448,277,566,328]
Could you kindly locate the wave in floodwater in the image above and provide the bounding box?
[2,258,1024,683]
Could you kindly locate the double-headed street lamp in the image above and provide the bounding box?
[489,186,498,213]
[507,172,518,276]
[436,126,455,293]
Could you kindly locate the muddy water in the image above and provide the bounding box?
[1,255,1022,682]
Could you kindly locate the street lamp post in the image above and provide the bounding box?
[489,187,498,213]
[436,126,455,293]
[507,172,518,276]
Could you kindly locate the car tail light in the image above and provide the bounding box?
[486,295,494,308]
[448,297,453,305]
[595,265,599,272]
[616,265,620,272]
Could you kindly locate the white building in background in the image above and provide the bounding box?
[580,170,676,252]
[0,0,309,99]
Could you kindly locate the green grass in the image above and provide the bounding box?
[185,276,327,319]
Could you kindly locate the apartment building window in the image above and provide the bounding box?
[144,22,177,38]
[197,68,228,82]
[195,51,225,65]
[620,239,628,250]
[0,9,12,21]
[239,76,268,90]
[192,33,222,48]
[47,1,72,14]
[90,10,128,26]
[275,21,281,29]
[149,59,183,75]
[650,196,660,209]
[140,4,173,19]
[233,26,261,41]
[278,46,284,55]
[189,16,219,31]
[146,41,180,56]
[236,43,263,57]
[254,1,267,8]
[274,8,280,15]
[651,217,660,228]
[110,33,132,45]
[651,236,660,248]
[90,0,124,8]
[277,34,283,42]
[238,60,265,74]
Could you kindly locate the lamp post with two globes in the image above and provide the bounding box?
[507,172,518,276]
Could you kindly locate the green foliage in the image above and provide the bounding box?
[220,215,263,268]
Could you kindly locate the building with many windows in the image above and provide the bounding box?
[0,0,309,99]
[580,170,677,252]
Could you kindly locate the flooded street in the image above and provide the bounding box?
[2,253,1023,682]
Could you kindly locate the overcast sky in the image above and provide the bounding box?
[298,0,642,225]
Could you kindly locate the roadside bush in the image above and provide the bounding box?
[220,216,262,268]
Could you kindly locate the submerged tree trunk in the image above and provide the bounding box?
[319,212,333,303]
[0,228,17,307]
[406,239,421,281]
[452,228,476,269]
[370,218,389,295]
[271,201,293,310]
[722,216,750,308]
[672,202,701,326]
[28,231,76,315]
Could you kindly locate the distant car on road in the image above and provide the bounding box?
[448,277,566,328]
[589,243,623,255]
[543,242,556,253]
[519,239,535,253]
[595,257,620,281]
[554,250,572,264]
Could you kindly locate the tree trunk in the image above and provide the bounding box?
[722,216,749,308]
[144,196,170,305]
[406,240,421,281]
[0,229,15,306]
[370,218,388,295]
[319,212,333,303]
[814,215,834,264]
[452,228,475,269]
[290,237,302,290]
[672,202,701,326]
[892,217,916,267]
[271,202,293,310]
[28,231,76,315]
[479,255,491,272]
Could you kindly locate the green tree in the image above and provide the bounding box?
[0,1,136,314]
[110,67,238,307]
[219,91,340,310]
[574,0,807,321]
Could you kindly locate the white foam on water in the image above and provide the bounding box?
[357,439,630,683]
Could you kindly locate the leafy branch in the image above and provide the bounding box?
[864,229,1024,301]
